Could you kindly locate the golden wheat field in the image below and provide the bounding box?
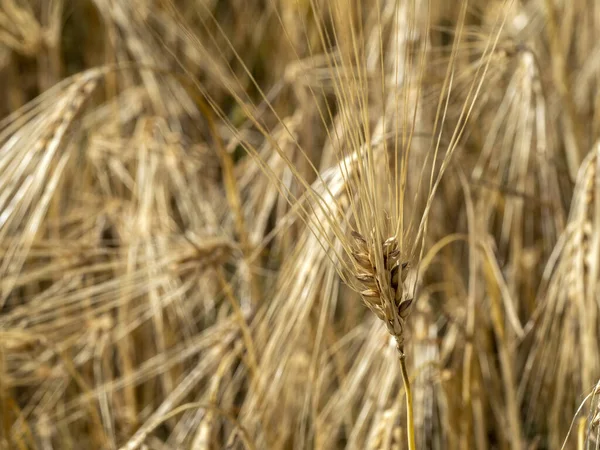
[2,0,600,448]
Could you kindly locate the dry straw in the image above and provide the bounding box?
[3,0,600,449]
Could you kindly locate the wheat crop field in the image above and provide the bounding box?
[1,0,600,449]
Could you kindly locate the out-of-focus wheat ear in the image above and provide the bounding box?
[236,111,303,248]
[471,44,565,255]
[25,315,242,441]
[525,143,600,448]
[36,0,64,91]
[585,380,600,448]
[366,407,402,450]
[0,1,42,57]
[0,71,100,308]
[543,0,583,181]
[412,0,517,265]
[319,321,402,448]
[240,227,344,448]
[80,81,232,437]
[119,347,239,450]
[410,309,442,448]
[0,0,68,108]
[468,42,565,450]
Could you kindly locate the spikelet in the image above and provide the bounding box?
[0,70,101,307]
[350,223,412,346]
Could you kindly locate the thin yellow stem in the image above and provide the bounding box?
[577,417,586,450]
[193,89,261,306]
[399,346,416,450]
[216,269,258,379]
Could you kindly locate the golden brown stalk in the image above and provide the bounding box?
[399,346,417,450]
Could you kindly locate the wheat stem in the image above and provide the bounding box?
[399,346,416,450]
[216,269,258,379]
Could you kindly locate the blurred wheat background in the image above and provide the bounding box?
[1,0,600,449]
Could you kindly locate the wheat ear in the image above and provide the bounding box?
[349,226,415,449]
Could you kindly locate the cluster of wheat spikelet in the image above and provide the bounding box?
[2,0,600,449]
